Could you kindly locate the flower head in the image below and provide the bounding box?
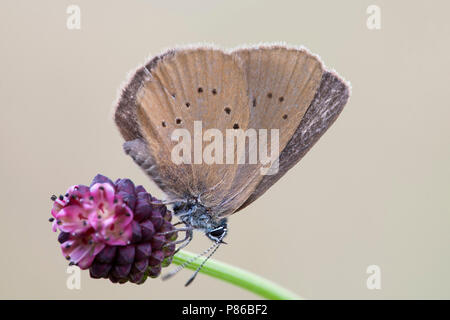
[50,174,177,284]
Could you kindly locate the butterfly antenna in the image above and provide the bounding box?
[184,240,222,286]
[161,240,217,281]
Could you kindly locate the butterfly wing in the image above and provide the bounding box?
[213,45,324,216]
[235,70,350,212]
[115,48,250,205]
[115,45,349,216]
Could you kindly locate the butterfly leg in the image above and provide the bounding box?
[163,229,192,247]
[171,221,184,227]
[159,226,193,235]
[173,229,193,254]
[161,219,194,253]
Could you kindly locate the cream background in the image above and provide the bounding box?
[1,0,449,299]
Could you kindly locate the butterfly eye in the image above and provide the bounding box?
[207,226,227,242]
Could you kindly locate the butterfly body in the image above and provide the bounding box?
[173,198,228,243]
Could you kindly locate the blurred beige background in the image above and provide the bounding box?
[1,0,449,299]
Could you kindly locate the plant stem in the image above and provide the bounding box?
[171,250,302,300]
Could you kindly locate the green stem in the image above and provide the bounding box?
[171,250,302,300]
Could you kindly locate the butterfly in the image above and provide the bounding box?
[114,44,350,284]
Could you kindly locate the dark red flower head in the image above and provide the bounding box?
[50,174,177,284]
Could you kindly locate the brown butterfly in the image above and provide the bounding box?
[114,44,350,284]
